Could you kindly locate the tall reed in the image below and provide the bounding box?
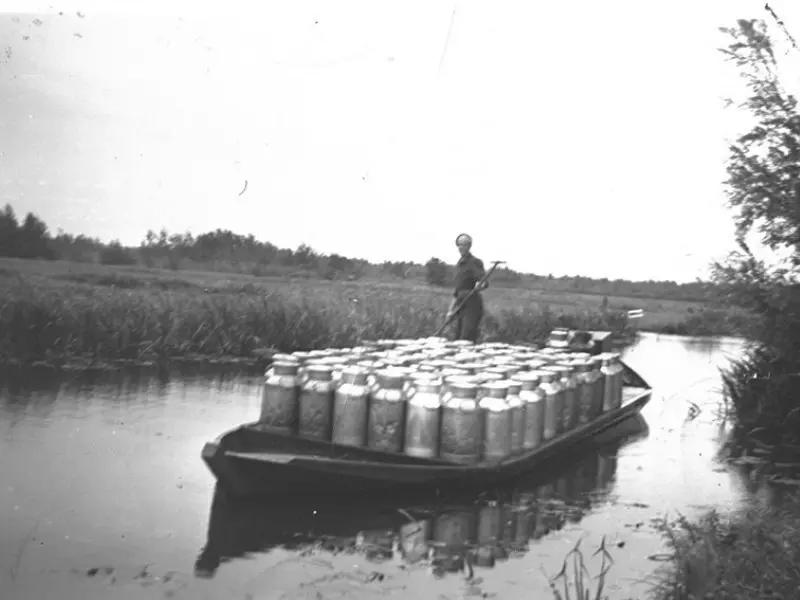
[0,279,635,365]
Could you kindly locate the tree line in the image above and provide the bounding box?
[0,203,720,302]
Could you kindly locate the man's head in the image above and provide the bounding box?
[455,233,472,257]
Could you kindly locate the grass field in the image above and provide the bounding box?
[0,257,741,368]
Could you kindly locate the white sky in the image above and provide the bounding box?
[1,0,799,281]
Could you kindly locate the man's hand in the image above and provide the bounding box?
[475,281,488,291]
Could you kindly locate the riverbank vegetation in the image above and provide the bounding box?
[0,203,753,369]
[0,257,639,368]
[630,13,800,600]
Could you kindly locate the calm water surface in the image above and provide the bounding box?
[1,333,753,600]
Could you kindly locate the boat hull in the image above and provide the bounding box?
[203,386,651,500]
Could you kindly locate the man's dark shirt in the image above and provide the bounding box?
[453,253,486,301]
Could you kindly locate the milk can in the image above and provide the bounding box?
[537,368,563,441]
[552,364,578,432]
[439,380,482,465]
[572,360,594,425]
[518,372,544,450]
[331,367,371,447]
[440,367,469,381]
[589,356,605,417]
[476,371,505,386]
[610,353,624,409]
[506,380,525,455]
[404,377,443,459]
[259,361,300,435]
[526,359,547,372]
[264,353,299,377]
[298,364,336,441]
[601,355,616,412]
[292,351,311,362]
[367,370,408,453]
[479,381,512,463]
[485,366,509,379]
[542,362,577,435]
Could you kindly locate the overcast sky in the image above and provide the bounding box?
[1,0,799,281]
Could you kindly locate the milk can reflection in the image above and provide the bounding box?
[194,437,629,580]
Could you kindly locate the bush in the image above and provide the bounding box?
[100,242,138,266]
[425,257,449,287]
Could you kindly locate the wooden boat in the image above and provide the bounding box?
[196,432,647,577]
[202,330,652,500]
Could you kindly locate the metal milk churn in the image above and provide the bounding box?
[589,355,605,417]
[439,380,482,465]
[298,364,336,441]
[600,354,616,412]
[610,352,624,409]
[506,380,525,455]
[479,381,512,463]
[572,360,594,425]
[331,367,371,447]
[476,371,504,386]
[404,376,443,459]
[518,372,544,450]
[264,354,299,378]
[538,368,564,441]
[367,370,408,453]
[259,361,300,435]
[553,363,579,432]
[582,357,601,421]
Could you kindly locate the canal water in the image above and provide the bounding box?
[1,333,751,600]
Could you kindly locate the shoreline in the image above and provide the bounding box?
[0,329,745,375]
[0,331,640,374]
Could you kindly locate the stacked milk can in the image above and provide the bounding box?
[259,336,625,464]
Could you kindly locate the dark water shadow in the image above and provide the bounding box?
[194,420,649,580]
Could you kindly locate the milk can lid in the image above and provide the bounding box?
[306,364,334,380]
[272,361,299,375]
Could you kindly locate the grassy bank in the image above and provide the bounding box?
[547,503,800,600]
[650,503,800,600]
[0,258,640,369]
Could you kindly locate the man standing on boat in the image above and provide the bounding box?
[446,233,488,343]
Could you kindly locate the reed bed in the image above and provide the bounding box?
[0,278,634,367]
[648,504,800,600]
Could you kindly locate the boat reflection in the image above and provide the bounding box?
[195,427,647,579]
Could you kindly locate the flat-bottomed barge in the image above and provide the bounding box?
[202,329,651,499]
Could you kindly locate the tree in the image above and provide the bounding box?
[16,212,53,259]
[712,16,800,458]
[425,257,448,286]
[100,241,137,265]
[713,18,800,322]
[719,19,800,258]
[0,204,19,257]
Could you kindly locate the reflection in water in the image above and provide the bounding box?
[194,432,643,580]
